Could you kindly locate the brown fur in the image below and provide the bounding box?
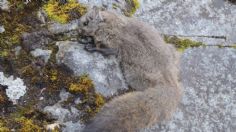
[79,8,182,132]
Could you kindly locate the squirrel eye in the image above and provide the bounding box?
[83,21,89,26]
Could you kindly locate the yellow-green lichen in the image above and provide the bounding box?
[125,0,140,16]
[0,50,9,57]
[94,94,105,112]
[65,75,106,122]
[15,117,42,132]
[77,92,105,122]
[0,0,43,47]
[69,74,94,94]
[164,35,206,52]
[0,106,50,132]
[43,0,87,24]
[0,119,10,132]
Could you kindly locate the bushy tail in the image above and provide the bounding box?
[83,85,182,132]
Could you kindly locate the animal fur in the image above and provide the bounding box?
[79,7,182,132]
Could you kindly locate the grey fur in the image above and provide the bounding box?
[79,8,183,132]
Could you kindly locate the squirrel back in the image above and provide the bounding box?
[79,8,182,132]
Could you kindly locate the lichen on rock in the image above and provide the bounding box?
[164,35,206,52]
[0,72,27,104]
[43,0,87,24]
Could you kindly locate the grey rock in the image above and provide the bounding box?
[136,0,236,45]
[59,89,71,102]
[44,89,84,131]
[48,19,79,34]
[78,0,126,15]
[44,104,71,122]
[14,46,22,56]
[30,49,52,63]
[22,30,54,51]
[143,47,236,132]
[0,0,9,10]
[0,72,27,104]
[56,41,128,97]
[62,121,85,132]
[0,26,5,33]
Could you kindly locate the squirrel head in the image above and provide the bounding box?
[78,6,105,36]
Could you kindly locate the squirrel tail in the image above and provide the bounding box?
[82,85,182,132]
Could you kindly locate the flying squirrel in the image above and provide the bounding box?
[78,7,183,132]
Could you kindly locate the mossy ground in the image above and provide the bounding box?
[0,0,104,130]
[0,105,54,132]
[125,0,140,16]
[164,35,206,52]
[43,0,87,24]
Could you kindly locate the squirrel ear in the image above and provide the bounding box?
[98,10,104,22]
[91,6,104,22]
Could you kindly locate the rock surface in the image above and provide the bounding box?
[44,89,85,132]
[0,0,9,10]
[135,1,236,131]
[143,47,236,132]
[30,48,52,63]
[136,0,236,45]
[56,41,128,97]
[48,19,79,34]
[78,0,126,14]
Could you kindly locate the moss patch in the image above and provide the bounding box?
[76,92,105,123]
[0,119,10,132]
[66,74,105,122]
[0,0,44,47]
[15,117,42,132]
[164,35,206,52]
[125,0,140,16]
[43,0,87,24]
[0,104,54,131]
[69,74,94,94]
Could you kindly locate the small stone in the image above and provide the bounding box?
[0,26,5,33]
[30,49,52,63]
[0,0,9,11]
[0,72,27,104]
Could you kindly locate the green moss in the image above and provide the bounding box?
[68,74,94,94]
[0,50,9,57]
[164,35,206,52]
[43,0,87,24]
[94,94,105,112]
[125,0,140,16]
[0,119,10,132]
[77,93,105,123]
[0,0,44,52]
[67,74,105,122]
[15,117,42,132]
[0,105,52,132]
